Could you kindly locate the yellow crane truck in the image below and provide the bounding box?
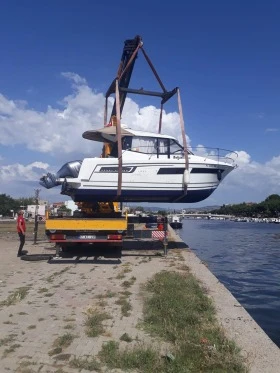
[45,202,127,258]
[45,35,171,257]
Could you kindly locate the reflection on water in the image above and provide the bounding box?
[178,219,280,347]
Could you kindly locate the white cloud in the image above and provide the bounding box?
[265,128,279,132]
[235,150,251,166]
[0,161,49,182]
[0,72,188,158]
[217,152,280,203]
[61,72,88,86]
[0,80,103,156]
[188,149,280,205]
[192,144,213,157]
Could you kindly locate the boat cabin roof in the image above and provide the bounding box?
[82,125,176,143]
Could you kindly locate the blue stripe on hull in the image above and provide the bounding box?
[66,188,216,203]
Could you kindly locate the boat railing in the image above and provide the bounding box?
[122,145,238,167]
[192,146,238,166]
[123,146,200,157]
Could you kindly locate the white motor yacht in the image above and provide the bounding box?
[40,125,237,203]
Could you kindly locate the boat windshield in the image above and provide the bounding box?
[170,139,183,154]
[110,136,192,157]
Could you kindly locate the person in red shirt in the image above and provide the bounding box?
[17,210,26,257]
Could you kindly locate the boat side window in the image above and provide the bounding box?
[169,139,193,155]
[110,142,118,157]
[109,137,132,157]
[157,138,169,157]
[122,137,132,150]
[170,139,184,154]
[131,137,157,154]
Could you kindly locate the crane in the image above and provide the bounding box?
[44,36,187,256]
[102,35,187,199]
[82,35,183,214]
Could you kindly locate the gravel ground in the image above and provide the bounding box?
[0,228,279,372]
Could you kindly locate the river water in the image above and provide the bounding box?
[178,218,280,348]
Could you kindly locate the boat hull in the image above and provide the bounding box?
[170,222,183,229]
[68,186,216,203]
[58,157,233,203]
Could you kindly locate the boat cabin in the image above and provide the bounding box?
[109,135,192,158]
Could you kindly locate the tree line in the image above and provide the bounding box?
[0,194,72,217]
[0,194,35,216]
[210,194,280,218]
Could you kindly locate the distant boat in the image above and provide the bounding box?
[169,215,183,229]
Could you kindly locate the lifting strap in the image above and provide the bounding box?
[118,42,142,81]
[158,103,163,134]
[104,97,108,127]
[177,88,189,194]
[115,79,122,198]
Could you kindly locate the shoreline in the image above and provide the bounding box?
[167,226,280,372]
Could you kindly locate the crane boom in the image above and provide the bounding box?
[105,35,178,127]
[106,35,143,121]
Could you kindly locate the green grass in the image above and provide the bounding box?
[63,317,76,322]
[18,361,36,367]
[48,333,76,356]
[119,333,133,342]
[70,356,101,371]
[45,267,71,283]
[116,266,132,279]
[121,276,136,288]
[53,333,75,348]
[27,325,36,330]
[38,287,48,293]
[123,267,132,273]
[98,299,107,307]
[54,353,72,361]
[143,271,214,342]
[98,271,247,373]
[99,341,162,372]
[0,286,30,307]
[116,272,126,279]
[84,308,111,337]
[115,297,132,317]
[3,343,21,357]
[17,360,37,373]
[96,290,116,299]
[48,347,62,356]
[44,292,54,297]
[0,334,17,347]
[141,271,248,372]
[64,324,74,330]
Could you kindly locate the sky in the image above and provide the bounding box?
[0,0,280,207]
